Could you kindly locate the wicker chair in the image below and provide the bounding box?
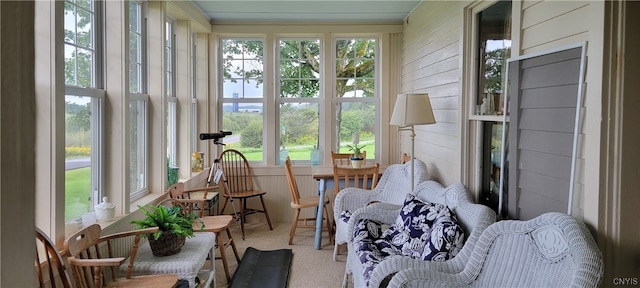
[385,212,603,288]
[332,159,429,261]
[343,181,496,288]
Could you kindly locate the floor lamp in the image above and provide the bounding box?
[390,93,436,189]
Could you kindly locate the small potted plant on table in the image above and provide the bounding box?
[346,132,366,168]
[131,203,202,256]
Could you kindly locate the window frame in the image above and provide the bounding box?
[191,33,198,154]
[217,34,382,166]
[331,36,380,161]
[166,19,177,168]
[219,37,266,161]
[463,0,513,214]
[128,0,149,199]
[64,0,105,223]
[276,37,323,164]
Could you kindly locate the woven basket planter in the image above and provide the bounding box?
[148,232,186,256]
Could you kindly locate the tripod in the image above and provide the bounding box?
[206,158,243,238]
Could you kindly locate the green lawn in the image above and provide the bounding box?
[64,141,375,219]
[239,141,376,162]
[65,167,91,220]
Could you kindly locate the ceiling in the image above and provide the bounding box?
[189,0,423,23]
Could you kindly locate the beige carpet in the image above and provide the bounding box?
[211,220,354,288]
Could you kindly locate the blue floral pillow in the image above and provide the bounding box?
[352,194,465,286]
[383,194,464,260]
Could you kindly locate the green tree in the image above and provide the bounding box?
[483,47,510,93]
[241,122,263,148]
[64,0,94,87]
[280,104,319,146]
[67,102,91,132]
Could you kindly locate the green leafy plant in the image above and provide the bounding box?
[346,132,366,159]
[131,204,201,240]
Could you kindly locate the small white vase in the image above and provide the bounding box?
[351,159,363,168]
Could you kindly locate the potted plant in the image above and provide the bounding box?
[346,132,366,168]
[131,203,202,256]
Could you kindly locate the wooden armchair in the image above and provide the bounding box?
[64,224,178,288]
[36,227,73,288]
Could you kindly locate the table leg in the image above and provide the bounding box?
[314,179,327,250]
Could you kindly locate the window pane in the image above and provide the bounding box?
[475,1,511,116]
[129,1,146,198]
[64,0,96,88]
[65,0,100,226]
[65,95,95,222]
[76,7,93,49]
[279,103,319,162]
[279,39,321,99]
[64,2,76,44]
[64,44,77,85]
[335,102,375,160]
[221,39,264,99]
[130,99,146,195]
[479,122,505,212]
[166,20,177,172]
[222,103,264,160]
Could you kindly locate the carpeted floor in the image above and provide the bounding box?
[210,220,353,288]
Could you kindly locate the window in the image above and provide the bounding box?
[129,0,148,199]
[191,33,198,155]
[469,0,512,214]
[220,38,265,161]
[219,35,380,165]
[166,20,177,171]
[64,0,104,222]
[277,38,321,163]
[333,38,378,160]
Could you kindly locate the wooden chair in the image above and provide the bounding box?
[283,156,334,245]
[64,224,178,288]
[167,183,241,283]
[218,149,273,240]
[332,163,380,196]
[36,227,73,288]
[331,150,367,166]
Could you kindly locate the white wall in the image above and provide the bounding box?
[401,0,640,283]
[401,0,603,225]
[1,2,37,286]
[399,1,467,186]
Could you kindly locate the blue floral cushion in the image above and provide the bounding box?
[340,210,352,223]
[352,194,465,286]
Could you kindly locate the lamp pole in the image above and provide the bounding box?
[397,125,417,189]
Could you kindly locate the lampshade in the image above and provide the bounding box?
[390,93,436,126]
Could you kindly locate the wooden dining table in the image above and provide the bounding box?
[311,165,385,250]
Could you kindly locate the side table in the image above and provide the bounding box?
[120,232,216,288]
[190,191,220,216]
